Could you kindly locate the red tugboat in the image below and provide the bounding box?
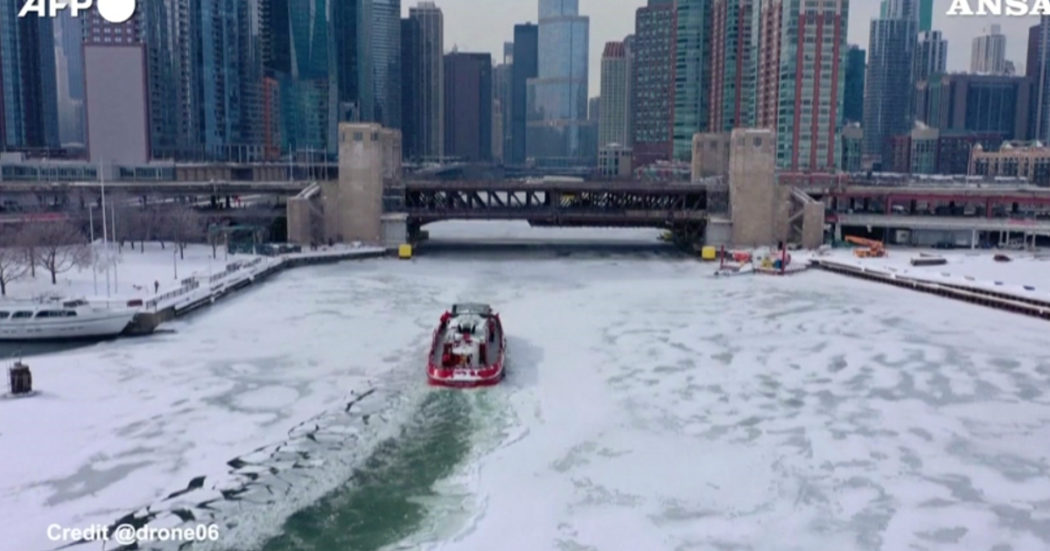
[427,304,506,387]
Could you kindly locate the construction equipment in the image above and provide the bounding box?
[845,236,886,258]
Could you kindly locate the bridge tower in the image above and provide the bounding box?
[728,128,788,247]
[321,123,392,244]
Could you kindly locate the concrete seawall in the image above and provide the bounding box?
[812,259,1050,321]
[124,248,390,336]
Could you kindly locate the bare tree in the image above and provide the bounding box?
[16,224,39,278]
[164,204,203,260]
[120,207,152,253]
[21,221,92,285]
[0,232,27,296]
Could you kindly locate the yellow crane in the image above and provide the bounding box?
[845,236,886,258]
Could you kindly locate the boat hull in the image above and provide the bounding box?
[0,311,136,341]
[426,362,504,388]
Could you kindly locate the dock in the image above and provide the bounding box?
[812,259,1050,321]
[124,247,388,335]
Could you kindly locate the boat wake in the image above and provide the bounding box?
[48,381,413,551]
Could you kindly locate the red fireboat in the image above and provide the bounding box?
[427,304,506,388]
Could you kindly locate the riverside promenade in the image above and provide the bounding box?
[125,246,388,334]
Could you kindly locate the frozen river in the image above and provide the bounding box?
[3,223,1050,551]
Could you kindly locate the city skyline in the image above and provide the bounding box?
[407,0,1043,94]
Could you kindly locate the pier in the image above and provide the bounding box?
[124,247,388,335]
[812,259,1050,321]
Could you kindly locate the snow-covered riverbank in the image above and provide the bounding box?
[812,247,1050,302]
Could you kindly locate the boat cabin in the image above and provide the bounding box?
[0,300,90,321]
[437,305,499,369]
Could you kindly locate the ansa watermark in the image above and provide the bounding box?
[18,0,136,23]
[947,0,1050,16]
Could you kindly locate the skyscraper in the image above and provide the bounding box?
[972,25,1008,76]
[527,0,591,166]
[918,0,933,32]
[370,0,402,128]
[599,41,631,148]
[139,0,180,160]
[263,0,338,157]
[844,46,865,125]
[509,23,538,164]
[1029,23,1042,80]
[673,0,712,160]
[864,14,916,166]
[776,0,849,171]
[1032,16,1050,142]
[401,2,444,160]
[53,11,85,149]
[632,0,676,168]
[915,30,947,82]
[444,52,492,161]
[198,0,261,160]
[494,42,513,162]
[82,7,148,164]
[332,0,364,122]
[754,0,782,131]
[0,0,59,150]
[710,0,759,133]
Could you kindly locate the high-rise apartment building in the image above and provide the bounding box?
[632,0,676,168]
[0,0,59,151]
[1034,17,1050,142]
[82,6,148,164]
[709,0,757,132]
[754,0,781,131]
[509,23,538,164]
[53,11,85,149]
[1029,24,1042,80]
[844,46,865,125]
[370,0,402,129]
[918,0,932,32]
[775,0,849,172]
[599,41,631,148]
[401,2,444,160]
[263,0,337,157]
[914,30,947,82]
[198,0,262,160]
[972,25,1008,76]
[673,0,712,160]
[332,0,365,123]
[494,42,513,162]
[527,0,591,166]
[444,52,492,162]
[864,15,916,166]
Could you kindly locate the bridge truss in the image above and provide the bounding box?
[401,181,708,228]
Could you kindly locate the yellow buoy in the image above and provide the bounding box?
[701,246,717,261]
[398,244,413,259]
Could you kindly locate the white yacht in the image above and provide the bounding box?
[0,298,138,341]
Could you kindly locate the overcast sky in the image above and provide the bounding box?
[403,0,1039,94]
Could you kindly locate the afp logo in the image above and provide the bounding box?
[18,0,136,23]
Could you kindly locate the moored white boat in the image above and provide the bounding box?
[0,298,138,341]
